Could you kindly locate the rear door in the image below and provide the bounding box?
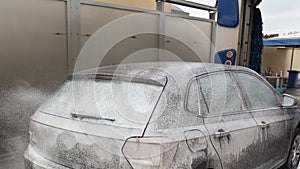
[198,71,262,169]
[234,72,295,168]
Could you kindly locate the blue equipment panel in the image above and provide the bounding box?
[214,49,236,65]
[217,0,239,27]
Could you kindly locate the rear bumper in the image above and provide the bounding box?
[24,145,69,169]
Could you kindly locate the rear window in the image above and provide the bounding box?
[39,78,163,127]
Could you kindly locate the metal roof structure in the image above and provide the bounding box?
[263,37,300,47]
[263,33,300,70]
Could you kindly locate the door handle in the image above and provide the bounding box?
[213,129,230,138]
[259,121,270,129]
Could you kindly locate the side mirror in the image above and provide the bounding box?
[282,94,298,107]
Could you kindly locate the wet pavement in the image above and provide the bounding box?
[0,134,26,169]
[0,153,24,169]
[1,87,300,169]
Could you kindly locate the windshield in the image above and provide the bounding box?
[39,78,164,128]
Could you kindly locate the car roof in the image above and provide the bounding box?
[76,62,254,81]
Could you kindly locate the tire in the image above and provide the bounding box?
[285,128,300,169]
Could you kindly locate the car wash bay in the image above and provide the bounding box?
[1,0,299,168]
[0,0,217,168]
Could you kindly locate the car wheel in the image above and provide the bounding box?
[285,128,300,169]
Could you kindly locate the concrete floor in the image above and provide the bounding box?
[1,87,300,169]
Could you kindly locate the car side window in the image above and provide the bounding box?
[198,72,244,114]
[186,80,208,115]
[187,80,200,114]
[234,72,280,109]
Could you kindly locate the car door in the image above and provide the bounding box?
[234,72,295,168]
[197,72,263,169]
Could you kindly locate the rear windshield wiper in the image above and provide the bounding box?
[71,111,115,122]
[69,74,166,87]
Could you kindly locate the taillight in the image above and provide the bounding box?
[122,136,178,169]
